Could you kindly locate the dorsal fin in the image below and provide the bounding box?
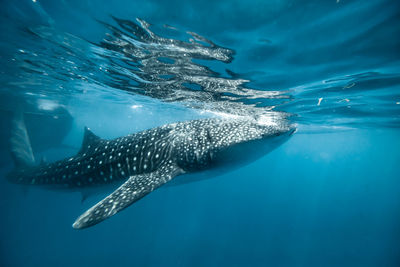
[78,127,101,155]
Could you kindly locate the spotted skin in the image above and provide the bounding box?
[8,126,173,188]
[72,163,184,229]
[7,118,295,229]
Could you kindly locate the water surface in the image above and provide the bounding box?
[0,0,399,266]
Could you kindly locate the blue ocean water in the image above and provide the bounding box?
[0,0,399,266]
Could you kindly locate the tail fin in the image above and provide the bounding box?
[9,110,35,168]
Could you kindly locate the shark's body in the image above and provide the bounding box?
[8,117,295,229]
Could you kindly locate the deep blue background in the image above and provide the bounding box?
[1,127,399,266]
[0,0,400,266]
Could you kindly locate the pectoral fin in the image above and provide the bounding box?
[72,163,184,229]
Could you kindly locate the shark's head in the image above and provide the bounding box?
[207,115,295,170]
[174,115,295,172]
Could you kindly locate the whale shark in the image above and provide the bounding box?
[7,115,295,229]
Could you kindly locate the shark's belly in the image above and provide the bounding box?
[166,167,229,186]
[167,135,288,186]
[168,138,280,186]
